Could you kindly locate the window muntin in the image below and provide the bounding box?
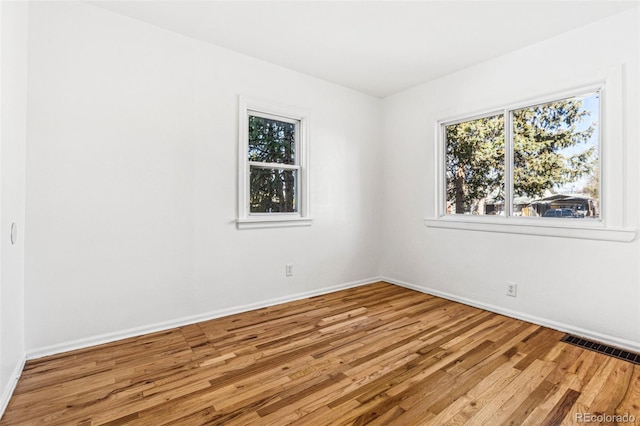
[443,90,600,220]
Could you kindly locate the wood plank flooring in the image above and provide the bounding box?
[2,282,639,425]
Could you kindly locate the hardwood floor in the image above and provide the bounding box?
[2,282,639,425]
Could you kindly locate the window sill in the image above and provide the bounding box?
[237,216,313,230]
[424,217,635,242]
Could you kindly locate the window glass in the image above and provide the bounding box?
[512,93,599,219]
[249,168,297,213]
[248,115,296,165]
[445,114,505,215]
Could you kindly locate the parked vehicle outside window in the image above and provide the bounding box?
[543,208,577,218]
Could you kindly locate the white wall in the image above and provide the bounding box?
[0,0,28,412]
[21,1,640,357]
[381,8,640,350]
[25,1,382,354]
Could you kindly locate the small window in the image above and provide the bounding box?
[443,90,600,220]
[248,113,299,213]
[238,97,311,229]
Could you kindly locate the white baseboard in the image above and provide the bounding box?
[26,275,638,366]
[27,277,380,360]
[0,355,26,420]
[382,276,640,354]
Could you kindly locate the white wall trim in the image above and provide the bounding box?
[0,355,26,420]
[382,276,640,354]
[26,277,379,360]
[424,217,636,242]
[237,216,313,230]
[21,276,640,379]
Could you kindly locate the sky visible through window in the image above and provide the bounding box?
[553,93,599,194]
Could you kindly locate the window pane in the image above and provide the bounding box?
[248,115,296,165]
[512,93,599,219]
[249,168,297,213]
[445,115,505,215]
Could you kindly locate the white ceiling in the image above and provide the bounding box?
[90,1,639,98]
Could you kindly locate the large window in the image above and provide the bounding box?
[238,97,311,229]
[443,90,600,220]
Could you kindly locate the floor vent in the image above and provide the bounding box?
[561,335,640,365]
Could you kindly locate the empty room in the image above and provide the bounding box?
[1,0,639,424]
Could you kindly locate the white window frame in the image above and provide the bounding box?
[426,74,635,242]
[237,96,312,230]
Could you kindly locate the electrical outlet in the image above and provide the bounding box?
[286,264,294,277]
[506,282,517,297]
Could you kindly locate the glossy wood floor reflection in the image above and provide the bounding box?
[2,282,639,425]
